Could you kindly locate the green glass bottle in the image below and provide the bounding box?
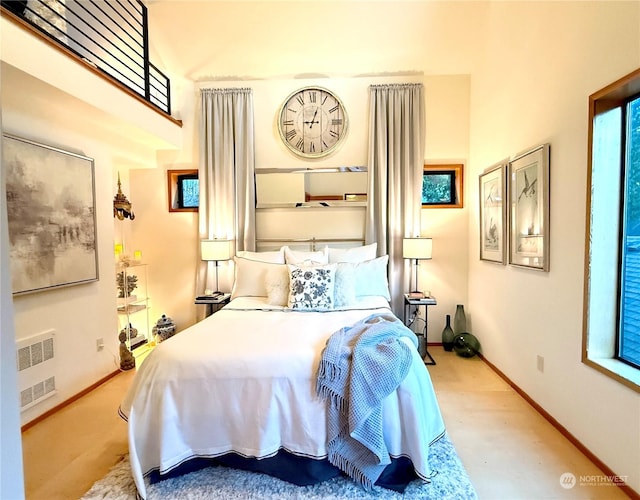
[442,314,455,351]
[454,332,481,358]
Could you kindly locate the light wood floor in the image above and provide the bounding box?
[21,346,631,499]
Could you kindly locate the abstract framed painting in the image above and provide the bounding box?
[479,160,507,264]
[3,134,98,295]
[508,143,550,271]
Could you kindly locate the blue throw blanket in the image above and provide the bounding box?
[316,312,419,490]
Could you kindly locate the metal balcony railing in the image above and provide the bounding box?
[2,0,171,115]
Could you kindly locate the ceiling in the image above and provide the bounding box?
[144,1,485,83]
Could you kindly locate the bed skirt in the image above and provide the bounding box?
[146,449,421,493]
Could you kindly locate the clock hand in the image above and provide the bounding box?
[307,108,319,129]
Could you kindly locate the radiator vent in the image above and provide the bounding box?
[16,330,57,412]
[20,377,56,410]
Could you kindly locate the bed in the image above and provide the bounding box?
[119,245,446,498]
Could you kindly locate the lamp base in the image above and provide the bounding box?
[408,290,424,299]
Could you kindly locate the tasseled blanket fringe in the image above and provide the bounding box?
[327,452,375,491]
[317,359,348,414]
[316,384,347,415]
[317,359,342,384]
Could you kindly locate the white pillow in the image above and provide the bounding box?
[328,243,377,263]
[231,257,286,299]
[283,246,329,265]
[236,248,285,264]
[287,264,336,310]
[353,256,390,301]
[334,263,357,307]
[265,265,289,306]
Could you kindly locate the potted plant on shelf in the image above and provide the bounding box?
[116,271,138,305]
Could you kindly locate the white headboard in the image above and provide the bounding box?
[255,237,365,252]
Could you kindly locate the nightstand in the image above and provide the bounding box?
[403,294,437,365]
[195,293,231,317]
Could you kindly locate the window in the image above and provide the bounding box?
[583,68,640,392]
[177,173,199,209]
[422,164,463,208]
[168,169,198,212]
[619,96,640,368]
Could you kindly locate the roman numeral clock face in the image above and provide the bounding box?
[278,87,348,158]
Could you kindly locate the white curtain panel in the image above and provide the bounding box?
[197,88,256,298]
[366,83,425,316]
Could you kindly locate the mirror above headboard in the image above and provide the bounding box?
[255,166,367,208]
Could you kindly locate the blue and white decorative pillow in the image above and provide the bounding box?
[287,264,336,310]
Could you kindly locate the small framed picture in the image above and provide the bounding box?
[479,161,508,264]
[508,143,550,271]
[422,164,463,208]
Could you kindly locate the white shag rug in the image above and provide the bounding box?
[82,434,477,499]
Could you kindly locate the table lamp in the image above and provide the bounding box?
[402,237,433,298]
[200,239,232,295]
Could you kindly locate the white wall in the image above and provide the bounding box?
[129,75,199,331]
[4,99,121,424]
[467,1,640,491]
[421,75,471,334]
[129,166,199,330]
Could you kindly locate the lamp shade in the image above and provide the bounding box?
[200,239,232,261]
[403,237,433,260]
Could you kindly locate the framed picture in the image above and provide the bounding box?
[3,134,99,294]
[479,161,507,264]
[508,143,550,271]
[422,164,464,208]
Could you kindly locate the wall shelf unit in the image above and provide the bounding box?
[116,262,151,350]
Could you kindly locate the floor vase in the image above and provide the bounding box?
[454,304,467,335]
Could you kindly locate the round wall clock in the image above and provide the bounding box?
[277,86,348,158]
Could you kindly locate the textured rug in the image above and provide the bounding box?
[82,434,477,499]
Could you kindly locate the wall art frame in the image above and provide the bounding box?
[479,160,508,264]
[3,134,99,295]
[508,143,550,271]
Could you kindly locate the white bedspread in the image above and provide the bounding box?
[119,297,445,498]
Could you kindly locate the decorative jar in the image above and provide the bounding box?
[153,314,176,343]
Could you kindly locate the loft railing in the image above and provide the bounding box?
[2,0,171,115]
